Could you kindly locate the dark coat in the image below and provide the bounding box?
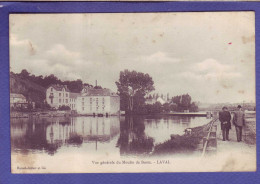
[219,111,231,130]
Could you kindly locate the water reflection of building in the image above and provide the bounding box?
[11,116,120,155]
[46,117,120,145]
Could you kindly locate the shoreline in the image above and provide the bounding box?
[10,110,210,118]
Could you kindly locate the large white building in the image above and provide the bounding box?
[77,87,120,116]
[46,84,120,116]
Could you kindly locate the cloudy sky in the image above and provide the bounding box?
[10,12,255,103]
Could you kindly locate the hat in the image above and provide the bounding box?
[222,106,228,110]
[237,105,242,108]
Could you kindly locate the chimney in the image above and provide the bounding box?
[95,80,97,87]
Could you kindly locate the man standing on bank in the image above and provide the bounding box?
[233,105,245,142]
[219,107,231,141]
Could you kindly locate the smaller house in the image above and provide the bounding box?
[145,98,157,105]
[46,84,71,109]
[156,97,166,104]
[10,93,27,108]
[145,97,166,105]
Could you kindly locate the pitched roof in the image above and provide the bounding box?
[10,93,26,99]
[69,92,80,98]
[82,88,118,97]
[47,84,70,92]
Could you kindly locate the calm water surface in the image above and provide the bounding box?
[11,115,210,157]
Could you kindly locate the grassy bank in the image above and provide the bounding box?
[152,122,210,155]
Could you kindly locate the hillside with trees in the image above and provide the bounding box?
[10,69,97,108]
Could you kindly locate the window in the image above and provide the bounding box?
[66,99,68,103]
[59,93,61,97]
[59,99,61,103]
[102,98,105,104]
[82,98,84,101]
[50,92,53,96]
[51,88,53,92]
[51,99,53,104]
[82,102,84,106]
[63,99,64,103]
[82,107,84,111]
[66,93,68,97]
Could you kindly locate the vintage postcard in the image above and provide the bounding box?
[9,12,256,173]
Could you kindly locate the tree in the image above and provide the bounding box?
[163,102,171,113]
[115,70,155,113]
[20,69,30,78]
[180,94,191,110]
[170,94,197,112]
[172,95,181,106]
[189,102,198,112]
[58,105,71,111]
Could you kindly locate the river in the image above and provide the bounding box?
[11,115,210,158]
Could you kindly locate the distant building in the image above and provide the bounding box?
[145,98,157,105]
[156,97,166,104]
[10,93,27,108]
[145,96,166,105]
[46,84,120,115]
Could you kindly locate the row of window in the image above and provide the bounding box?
[59,99,68,103]
[59,93,69,97]
[82,101,105,106]
[70,98,76,102]
[70,104,76,108]
[50,92,70,98]
[50,98,75,104]
[82,97,105,102]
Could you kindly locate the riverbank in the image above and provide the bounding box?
[11,110,210,118]
[152,121,211,155]
[10,111,71,118]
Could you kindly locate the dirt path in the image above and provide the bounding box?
[201,119,256,171]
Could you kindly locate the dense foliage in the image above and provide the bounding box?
[14,69,95,93]
[115,70,155,114]
[10,69,98,110]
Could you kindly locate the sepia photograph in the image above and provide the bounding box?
[9,12,256,173]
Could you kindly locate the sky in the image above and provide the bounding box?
[10,12,255,103]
